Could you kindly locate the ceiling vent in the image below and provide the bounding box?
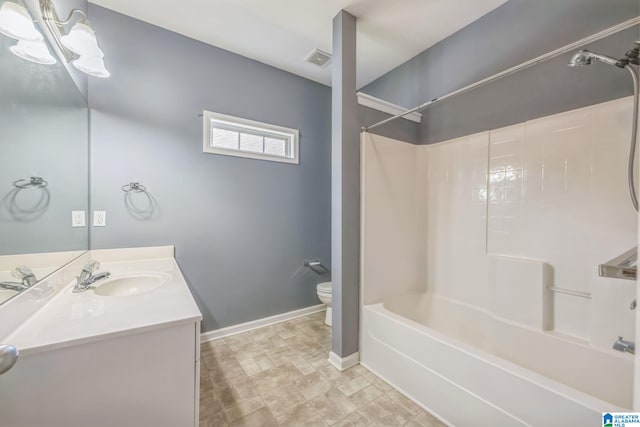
[304,48,332,68]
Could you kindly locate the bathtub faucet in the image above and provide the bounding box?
[613,336,635,354]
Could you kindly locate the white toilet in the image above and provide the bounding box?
[316,282,332,326]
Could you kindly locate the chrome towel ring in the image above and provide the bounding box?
[13,177,48,189]
[121,182,147,193]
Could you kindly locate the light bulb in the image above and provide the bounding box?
[0,1,42,41]
[10,39,56,65]
[72,55,110,78]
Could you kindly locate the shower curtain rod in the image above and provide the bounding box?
[362,16,640,132]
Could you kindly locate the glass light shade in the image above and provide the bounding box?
[10,39,56,65]
[60,22,103,57]
[72,55,110,78]
[0,2,42,41]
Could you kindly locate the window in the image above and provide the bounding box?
[203,111,299,164]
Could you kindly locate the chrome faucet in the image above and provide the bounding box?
[73,261,110,293]
[0,266,37,292]
[613,336,635,355]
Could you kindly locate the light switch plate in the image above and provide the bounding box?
[72,211,86,227]
[93,211,106,227]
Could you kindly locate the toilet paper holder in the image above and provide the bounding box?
[304,260,329,275]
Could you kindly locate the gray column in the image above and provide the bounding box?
[331,10,359,359]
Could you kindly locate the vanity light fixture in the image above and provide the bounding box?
[10,38,56,64]
[0,1,56,65]
[0,1,41,41]
[40,0,110,78]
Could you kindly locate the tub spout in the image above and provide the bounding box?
[613,336,635,354]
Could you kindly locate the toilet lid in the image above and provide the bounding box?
[317,282,332,293]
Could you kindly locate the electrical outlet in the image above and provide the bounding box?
[93,211,106,227]
[72,211,86,227]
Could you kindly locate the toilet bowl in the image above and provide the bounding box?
[316,282,332,326]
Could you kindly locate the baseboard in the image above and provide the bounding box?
[328,351,360,371]
[201,304,326,342]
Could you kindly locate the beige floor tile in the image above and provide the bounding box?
[362,395,414,426]
[269,334,289,349]
[254,354,275,371]
[387,389,422,416]
[258,384,306,417]
[266,346,300,366]
[224,396,265,422]
[229,406,277,427]
[294,371,333,401]
[200,312,441,427]
[199,395,225,419]
[209,360,246,383]
[237,357,261,376]
[318,364,360,387]
[275,402,321,426]
[406,411,448,427]
[309,388,358,425]
[225,334,253,351]
[200,412,229,427]
[249,325,278,341]
[202,338,227,350]
[290,356,316,375]
[295,416,328,427]
[305,351,331,369]
[348,385,386,408]
[344,365,368,377]
[233,347,265,363]
[251,362,304,395]
[362,372,393,392]
[338,375,371,397]
[333,410,371,427]
[217,375,260,409]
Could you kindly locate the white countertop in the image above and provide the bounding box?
[5,249,202,356]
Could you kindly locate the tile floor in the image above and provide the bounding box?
[199,310,445,426]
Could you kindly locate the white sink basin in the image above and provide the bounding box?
[93,273,171,297]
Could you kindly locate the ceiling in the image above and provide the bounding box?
[88,0,508,89]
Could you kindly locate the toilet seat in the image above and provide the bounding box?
[317,282,332,294]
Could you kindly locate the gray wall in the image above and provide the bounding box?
[87,5,332,331]
[363,0,640,144]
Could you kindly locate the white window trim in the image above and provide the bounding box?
[202,111,299,164]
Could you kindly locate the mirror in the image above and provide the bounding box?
[0,20,89,304]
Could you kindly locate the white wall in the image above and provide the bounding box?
[362,96,637,348]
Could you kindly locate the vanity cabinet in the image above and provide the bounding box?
[0,320,200,427]
[0,247,202,427]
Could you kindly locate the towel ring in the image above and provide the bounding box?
[121,182,147,193]
[13,177,48,189]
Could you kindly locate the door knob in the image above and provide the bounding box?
[0,344,18,374]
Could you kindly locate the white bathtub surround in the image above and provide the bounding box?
[490,256,553,331]
[200,303,326,342]
[361,300,629,426]
[328,350,360,371]
[360,96,637,422]
[0,246,202,427]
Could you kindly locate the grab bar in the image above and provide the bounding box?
[599,247,637,281]
[304,260,329,275]
[546,286,591,299]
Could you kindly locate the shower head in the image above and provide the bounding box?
[568,50,621,68]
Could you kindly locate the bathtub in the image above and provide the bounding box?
[360,293,633,426]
